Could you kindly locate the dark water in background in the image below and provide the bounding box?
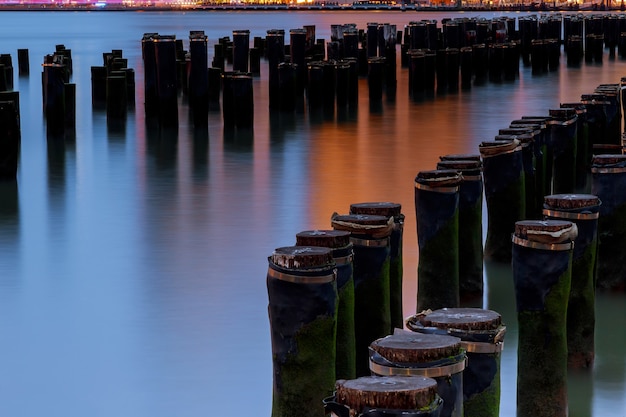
[0,9,624,417]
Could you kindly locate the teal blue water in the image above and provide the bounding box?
[0,10,624,417]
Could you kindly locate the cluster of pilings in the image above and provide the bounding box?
[267,198,508,417]
[466,81,623,417]
[91,49,135,123]
[42,45,75,136]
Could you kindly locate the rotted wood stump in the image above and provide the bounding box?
[369,331,466,417]
[406,308,506,417]
[327,376,441,417]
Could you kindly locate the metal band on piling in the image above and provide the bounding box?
[369,358,466,378]
[511,236,574,251]
[349,236,390,248]
[414,182,460,193]
[267,268,336,284]
[462,340,504,354]
[542,209,599,220]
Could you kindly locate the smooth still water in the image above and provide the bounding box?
[0,9,624,417]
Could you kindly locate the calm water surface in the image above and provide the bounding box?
[0,10,624,417]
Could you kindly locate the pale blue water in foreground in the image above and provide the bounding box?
[0,10,624,417]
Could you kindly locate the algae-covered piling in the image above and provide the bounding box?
[267,246,338,417]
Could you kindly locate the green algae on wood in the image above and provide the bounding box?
[512,220,575,417]
[349,202,405,331]
[591,155,626,291]
[543,194,600,368]
[369,331,465,417]
[331,213,393,377]
[267,246,338,417]
[296,229,356,380]
[415,170,462,312]
[479,140,526,262]
[437,158,484,302]
[405,307,506,417]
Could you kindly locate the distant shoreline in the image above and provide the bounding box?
[0,3,616,13]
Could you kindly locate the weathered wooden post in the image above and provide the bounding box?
[266,29,285,111]
[154,35,178,128]
[406,308,506,417]
[512,220,576,417]
[141,33,159,120]
[324,376,442,417]
[543,194,600,368]
[479,139,525,262]
[267,246,338,417]
[349,202,404,330]
[367,57,385,103]
[495,131,537,221]
[232,29,250,73]
[591,154,626,291]
[548,108,578,194]
[0,98,20,180]
[415,170,462,311]
[331,213,392,377]
[188,31,209,127]
[369,331,466,417]
[289,28,307,94]
[436,158,483,302]
[296,230,356,380]
[17,48,29,76]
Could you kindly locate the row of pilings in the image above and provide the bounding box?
[264,20,626,417]
[135,13,626,133]
[266,79,625,417]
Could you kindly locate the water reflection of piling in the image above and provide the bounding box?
[512,220,576,417]
[331,213,392,377]
[543,194,600,368]
[296,230,356,381]
[414,170,462,311]
[267,246,338,417]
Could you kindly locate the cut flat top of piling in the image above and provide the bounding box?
[349,202,402,218]
[415,169,462,187]
[269,246,334,269]
[592,154,626,166]
[544,194,601,210]
[295,230,351,248]
[370,332,462,363]
[479,139,519,156]
[416,308,502,331]
[514,220,577,244]
[436,160,482,171]
[439,153,481,162]
[335,376,438,411]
